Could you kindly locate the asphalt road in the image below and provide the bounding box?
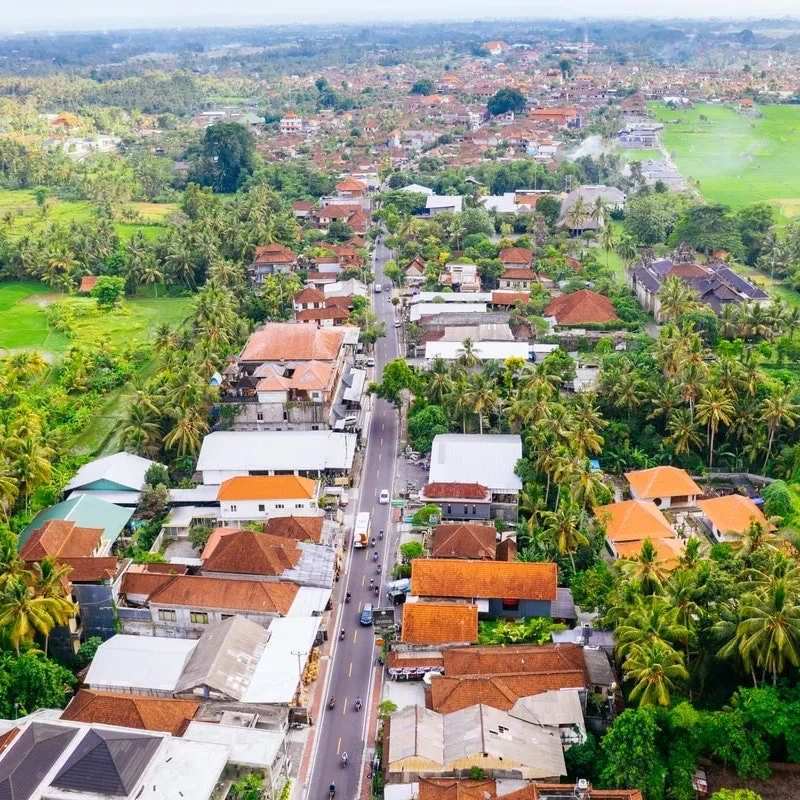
[306,237,400,800]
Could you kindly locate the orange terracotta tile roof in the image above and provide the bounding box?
[431,524,496,560]
[335,177,368,192]
[499,247,533,264]
[325,296,353,309]
[240,323,344,362]
[501,268,536,280]
[20,520,102,562]
[252,244,298,264]
[121,564,188,599]
[593,499,675,544]
[149,575,299,615]
[422,483,490,501]
[544,289,619,326]
[523,787,642,800]
[495,538,517,561]
[411,559,557,601]
[56,557,119,584]
[296,307,350,322]
[217,475,317,501]
[615,536,685,568]
[294,288,326,304]
[418,779,498,800]
[401,602,478,645]
[625,466,701,500]
[442,643,590,681]
[697,494,773,535]
[265,515,324,543]
[429,670,585,712]
[492,291,531,306]
[62,690,199,736]
[202,530,302,576]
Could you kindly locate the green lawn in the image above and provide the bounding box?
[649,102,800,218]
[0,282,71,355]
[0,189,175,240]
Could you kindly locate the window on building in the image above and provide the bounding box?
[275,503,284,509]
[257,412,264,422]
[221,614,234,621]
[447,504,452,515]
[295,503,303,508]
[230,504,237,512]
[158,609,177,622]
[190,611,209,624]
[258,504,266,512]
[502,599,520,611]
[472,505,477,515]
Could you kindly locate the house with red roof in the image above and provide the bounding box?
[248,243,299,285]
[544,289,619,326]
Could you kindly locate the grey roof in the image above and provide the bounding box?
[85,636,197,693]
[551,587,577,620]
[196,431,357,474]
[65,452,157,494]
[175,616,269,701]
[509,689,585,729]
[630,266,660,293]
[283,541,337,588]
[582,648,616,687]
[429,434,523,494]
[0,723,78,800]
[52,728,160,796]
[714,266,770,300]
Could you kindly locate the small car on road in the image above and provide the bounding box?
[360,603,374,625]
[379,489,390,504]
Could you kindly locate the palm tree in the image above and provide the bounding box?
[463,373,498,435]
[0,576,58,655]
[599,224,617,268]
[617,234,638,268]
[164,408,209,457]
[12,436,53,511]
[615,595,689,657]
[540,503,588,570]
[613,372,646,420]
[619,538,668,595]
[696,385,736,468]
[31,558,77,654]
[139,257,164,298]
[666,408,703,457]
[624,641,688,706]
[457,338,481,369]
[760,392,798,472]
[0,530,30,591]
[719,581,800,685]
[566,196,587,235]
[657,275,699,322]
[426,358,454,405]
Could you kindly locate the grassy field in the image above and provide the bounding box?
[0,189,176,240]
[618,149,661,162]
[649,103,800,217]
[0,281,190,358]
[0,281,192,455]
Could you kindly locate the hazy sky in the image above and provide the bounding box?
[3,0,799,31]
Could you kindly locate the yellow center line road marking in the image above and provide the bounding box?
[337,738,341,755]
[342,699,348,715]
[349,662,353,678]
[353,630,358,644]
[380,437,384,446]
[379,452,382,462]
[358,601,363,612]
[381,423,385,432]
[361,575,365,587]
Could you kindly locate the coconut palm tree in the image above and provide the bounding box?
[457,338,481,369]
[624,641,689,707]
[0,576,58,655]
[760,392,798,472]
[463,373,498,435]
[12,436,53,512]
[599,224,617,268]
[657,275,699,322]
[540,502,588,570]
[164,408,209,457]
[666,408,703,457]
[617,234,638,268]
[619,538,669,595]
[696,385,736,468]
[718,580,800,686]
[615,595,689,658]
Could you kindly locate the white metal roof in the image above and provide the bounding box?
[144,737,229,800]
[411,304,487,323]
[85,635,197,692]
[429,434,523,494]
[64,452,157,493]
[410,293,492,304]
[287,586,332,617]
[242,616,321,704]
[196,431,357,474]
[424,341,529,361]
[183,722,284,769]
[398,183,433,196]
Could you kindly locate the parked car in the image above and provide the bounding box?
[366,357,375,367]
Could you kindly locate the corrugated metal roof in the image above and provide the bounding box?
[64,453,156,493]
[430,435,522,494]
